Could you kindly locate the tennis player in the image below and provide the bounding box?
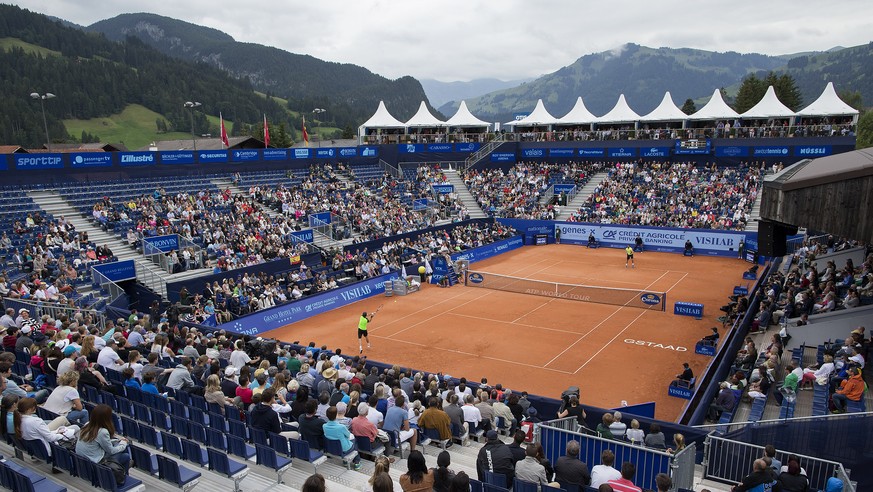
[625,245,635,268]
[358,311,374,353]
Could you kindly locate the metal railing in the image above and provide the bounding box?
[3,297,106,331]
[786,233,829,255]
[378,159,401,179]
[538,417,687,491]
[704,434,855,492]
[463,134,505,173]
[500,123,856,142]
[134,259,169,299]
[90,267,126,304]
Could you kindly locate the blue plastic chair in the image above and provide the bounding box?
[206,427,227,451]
[207,447,248,492]
[289,438,327,473]
[49,443,77,477]
[324,437,358,469]
[181,438,209,467]
[95,461,143,492]
[514,478,540,492]
[128,444,158,475]
[255,444,292,484]
[157,454,201,492]
[226,433,256,460]
[355,435,386,460]
[269,432,293,458]
[161,431,185,459]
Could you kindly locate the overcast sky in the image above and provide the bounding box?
[14,0,873,82]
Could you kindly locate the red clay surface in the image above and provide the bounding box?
[261,244,749,421]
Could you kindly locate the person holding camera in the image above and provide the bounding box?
[557,392,586,431]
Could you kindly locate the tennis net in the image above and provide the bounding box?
[464,270,666,311]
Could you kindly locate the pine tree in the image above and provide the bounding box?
[681,98,697,115]
[734,74,766,113]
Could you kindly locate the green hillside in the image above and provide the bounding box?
[63,104,191,150]
[0,37,61,57]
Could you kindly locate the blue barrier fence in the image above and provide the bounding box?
[538,418,683,491]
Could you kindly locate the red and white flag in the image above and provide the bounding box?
[219,112,229,148]
[263,114,270,148]
[302,115,309,147]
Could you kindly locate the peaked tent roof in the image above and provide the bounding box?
[505,99,559,126]
[796,82,860,117]
[741,86,795,119]
[640,91,688,122]
[689,89,740,120]
[405,101,446,127]
[597,94,641,124]
[557,97,598,125]
[445,101,490,128]
[359,101,406,129]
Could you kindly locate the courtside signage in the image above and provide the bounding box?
[289,229,314,243]
[119,152,156,166]
[491,152,515,162]
[668,386,693,399]
[15,154,63,170]
[695,341,716,356]
[674,301,704,318]
[293,148,311,159]
[549,148,575,157]
[400,144,425,153]
[232,149,260,162]
[521,148,546,158]
[427,143,453,152]
[218,271,399,335]
[452,235,523,264]
[578,148,605,157]
[308,211,332,226]
[641,293,662,306]
[198,150,228,163]
[455,143,480,153]
[608,147,637,158]
[432,184,454,194]
[92,260,136,283]
[641,147,670,158]
[70,152,113,168]
[468,273,485,284]
[753,146,789,157]
[733,286,748,296]
[793,145,832,157]
[262,149,289,161]
[315,148,336,159]
[160,151,195,165]
[142,234,179,253]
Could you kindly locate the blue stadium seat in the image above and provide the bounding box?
[255,444,292,484]
[157,454,201,492]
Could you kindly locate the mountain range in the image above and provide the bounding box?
[438,43,873,122]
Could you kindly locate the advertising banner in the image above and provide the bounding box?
[432,184,454,194]
[553,184,576,194]
[455,143,481,153]
[15,154,63,170]
[315,148,336,159]
[641,147,670,158]
[578,148,605,157]
[308,211,331,226]
[262,149,289,161]
[338,147,359,158]
[520,148,547,159]
[160,151,195,165]
[119,152,157,166]
[400,144,425,153]
[92,260,136,283]
[608,147,638,158]
[413,198,429,211]
[451,235,524,263]
[793,145,832,157]
[674,301,704,318]
[549,148,576,157]
[70,152,113,168]
[289,229,314,243]
[491,152,515,162]
[292,148,311,159]
[360,146,379,157]
[752,146,790,157]
[427,143,453,153]
[142,234,179,253]
[197,150,228,163]
[715,146,750,157]
[217,271,399,336]
[231,149,260,162]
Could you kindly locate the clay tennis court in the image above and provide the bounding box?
[262,244,750,421]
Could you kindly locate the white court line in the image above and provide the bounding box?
[543,268,672,370]
[572,270,688,374]
[388,290,494,338]
[448,312,592,336]
[573,310,649,373]
[369,335,574,375]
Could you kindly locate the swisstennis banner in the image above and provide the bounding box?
[497,218,750,257]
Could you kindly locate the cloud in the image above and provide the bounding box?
[12,0,873,81]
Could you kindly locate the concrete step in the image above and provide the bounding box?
[558,171,610,220]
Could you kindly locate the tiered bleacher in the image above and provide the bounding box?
[568,161,763,230]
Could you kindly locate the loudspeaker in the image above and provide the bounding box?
[757,220,798,257]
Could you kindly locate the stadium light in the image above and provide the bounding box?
[30,92,56,151]
[184,101,202,151]
[312,108,326,147]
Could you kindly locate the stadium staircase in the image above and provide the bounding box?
[211,177,281,219]
[462,134,505,170]
[557,171,610,220]
[444,169,488,219]
[743,187,764,233]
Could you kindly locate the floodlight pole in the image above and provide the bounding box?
[184,101,202,151]
[30,92,56,151]
[313,108,326,147]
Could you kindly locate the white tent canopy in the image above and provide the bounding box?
[741,86,795,119]
[640,91,688,122]
[597,94,641,124]
[445,101,491,128]
[359,100,406,132]
[796,82,859,117]
[405,101,446,127]
[689,89,740,120]
[557,97,598,125]
[505,99,559,127]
